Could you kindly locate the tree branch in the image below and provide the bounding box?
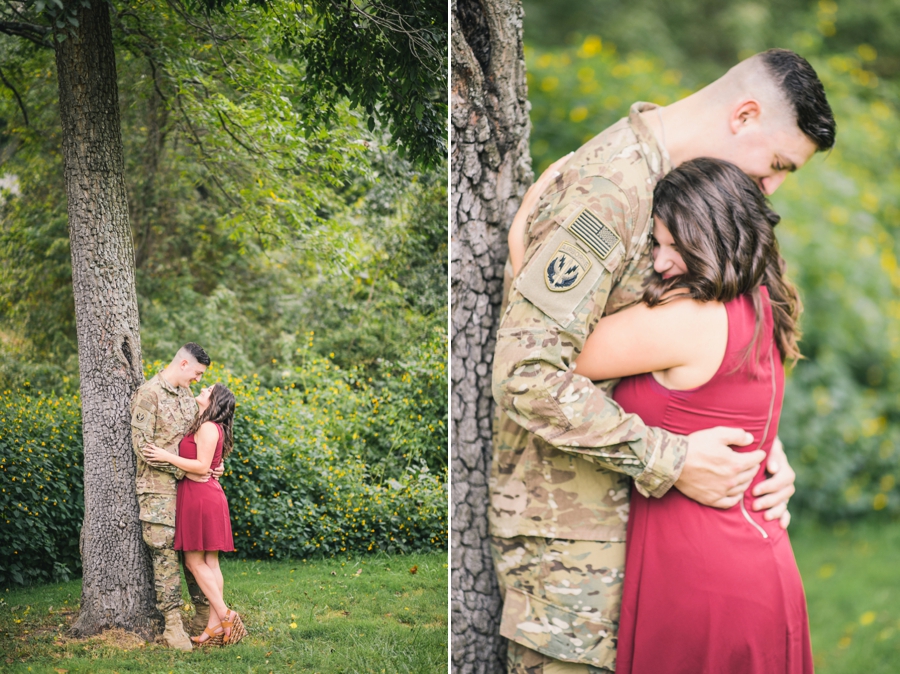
[215,109,262,156]
[0,20,53,48]
[164,0,244,41]
[175,95,241,207]
[0,64,29,126]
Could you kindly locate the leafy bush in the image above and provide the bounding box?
[0,336,447,586]
[0,390,84,586]
[526,38,900,519]
[212,332,448,559]
[268,328,448,477]
[225,381,447,558]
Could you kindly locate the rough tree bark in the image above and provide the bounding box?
[450,0,532,671]
[55,0,155,638]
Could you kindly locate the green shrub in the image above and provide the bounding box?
[209,355,447,559]
[224,385,446,558]
[0,390,84,586]
[269,328,448,477]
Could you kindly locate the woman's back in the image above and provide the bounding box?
[612,289,812,674]
[614,288,782,502]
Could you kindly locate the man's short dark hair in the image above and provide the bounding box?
[760,48,836,152]
[181,342,211,366]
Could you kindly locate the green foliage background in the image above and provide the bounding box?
[522,1,900,520]
[0,2,448,389]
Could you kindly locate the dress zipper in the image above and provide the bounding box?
[740,499,768,539]
[741,336,778,540]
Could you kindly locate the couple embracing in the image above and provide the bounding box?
[131,343,246,650]
[491,49,835,673]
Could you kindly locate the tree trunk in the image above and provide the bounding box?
[450,0,531,671]
[55,0,155,638]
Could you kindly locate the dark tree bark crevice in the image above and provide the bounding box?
[451,0,532,671]
[456,0,492,74]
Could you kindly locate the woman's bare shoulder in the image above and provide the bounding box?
[620,293,724,328]
[197,421,219,437]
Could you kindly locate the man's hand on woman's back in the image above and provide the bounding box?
[675,428,796,528]
[675,426,764,508]
[751,437,795,529]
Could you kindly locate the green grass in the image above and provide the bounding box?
[0,552,447,673]
[9,522,898,674]
[792,517,900,673]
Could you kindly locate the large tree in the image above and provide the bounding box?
[450,0,531,670]
[0,0,446,638]
[52,0,153,637]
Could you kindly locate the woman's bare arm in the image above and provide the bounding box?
[574,296,727,383]
[142,422,219,476]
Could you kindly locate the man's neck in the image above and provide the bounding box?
[640,92,723,168]
[159,366,182,389]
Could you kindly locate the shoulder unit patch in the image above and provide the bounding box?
[545,242,592,292]
[517,226,608,328]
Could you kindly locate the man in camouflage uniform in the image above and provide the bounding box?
[490,50,836,672]
[132,342,215,650]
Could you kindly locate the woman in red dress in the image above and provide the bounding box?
[144,383,246,647]
[572,158,812,673]
[509,157,812,672]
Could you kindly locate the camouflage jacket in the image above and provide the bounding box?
[131,373,198,525]
[490,102,690,541]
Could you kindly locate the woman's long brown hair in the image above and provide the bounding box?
[644,157,803,364]
[186,383,236,459]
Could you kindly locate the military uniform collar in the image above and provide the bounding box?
[155,372,181,395]
[628,102,673,177]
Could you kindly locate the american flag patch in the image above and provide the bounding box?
[568,207,621,260]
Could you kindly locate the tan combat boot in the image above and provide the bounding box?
[162,609,193,651]
[189,603,211,637]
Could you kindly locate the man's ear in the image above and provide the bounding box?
[729,99,762,135]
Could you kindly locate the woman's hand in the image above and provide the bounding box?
[142,443,173,464]
[509,153,573,276]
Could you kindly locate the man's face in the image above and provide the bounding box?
[651,217,687,279]
[724,121,818,196]
[176,359,207,388]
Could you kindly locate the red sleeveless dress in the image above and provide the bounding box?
[613,289,813,674]
[174,423,235,552]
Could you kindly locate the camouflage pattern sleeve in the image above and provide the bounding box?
[153,455,186,481]
[131,387,157,461]
[492,175,688,498]
[131,388,185,480]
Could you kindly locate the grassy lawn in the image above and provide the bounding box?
[7,522,899,674]
[792,517,900,673]
[0,552,447,673]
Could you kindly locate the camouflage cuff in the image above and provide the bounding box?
[148,460,181,476]
[632,426,688,498]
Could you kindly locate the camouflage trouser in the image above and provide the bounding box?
[508,641,613,674]
[141,522,208,613]
[491,536,623,671]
